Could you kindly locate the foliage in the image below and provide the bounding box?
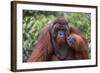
[23,10,91,62]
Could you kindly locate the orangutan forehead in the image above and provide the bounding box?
[54,23,66,29]
[54,18,68,25]
[54,23,70,29]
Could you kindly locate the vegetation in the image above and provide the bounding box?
[23,10,91,62]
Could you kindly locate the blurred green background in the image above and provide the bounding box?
[23,10,91,62]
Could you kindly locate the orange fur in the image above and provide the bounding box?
[27,26,53,62]
[67,33,89,59]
